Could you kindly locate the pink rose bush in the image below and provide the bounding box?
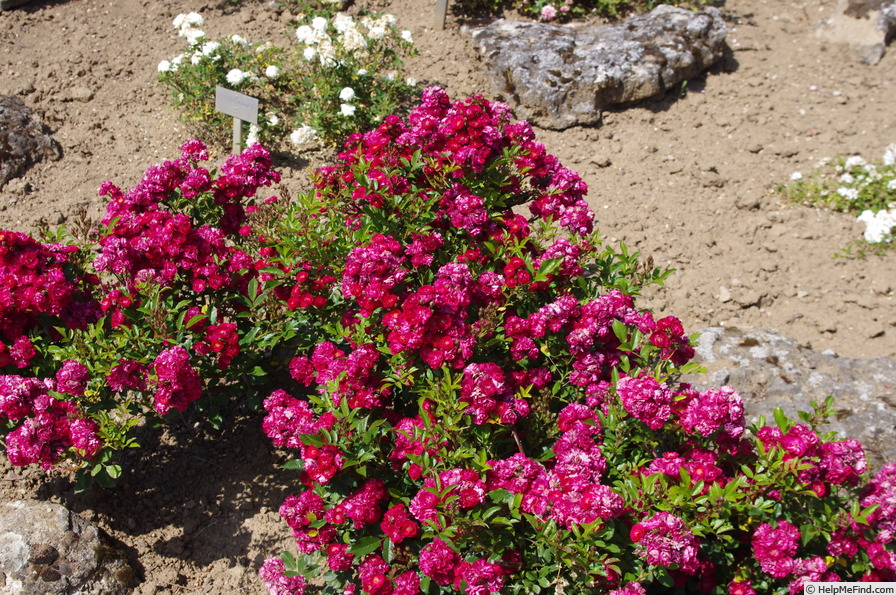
[1,88,895,592]
[251,89,896,593]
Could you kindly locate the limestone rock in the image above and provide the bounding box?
[0,96,61,190]
[881,2,896,41]
[683,327,896,469]
[469,5,727,129]
[0,500,135,594]
[817,0,896,64]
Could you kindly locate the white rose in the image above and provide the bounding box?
[190,54,202,66]
[265,65,280,79]
[174,12,204,30]
[157,60,172,72]
[401,30,413,43]
[311,16,328,32]
[200,41,220,56]
[303,47,317,62]
[333,14,355,34]
[226,69,247,85]
[231,34,249,45]
[183,28,206,45]
[290,124,318,145]
[340,28,366,53]
[296,25,314,44]
[340,103,356,117]
[339,87,355,102]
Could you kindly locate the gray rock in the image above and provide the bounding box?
[0,500,135,594]
[0,96,61,190]
[469,6,727,129]
[817,0,896,63]
[880,2,896,40]
[683,327,896,470]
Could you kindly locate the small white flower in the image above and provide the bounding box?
[303,47,317,62]
[406,77,417,87]
[845,155,866,169]
[357,68,368,76]
[246,123,260,146]
[790,172,802,181]
[383,72,396,81]
[265,65,280,79]
[401,30,413,43]
[339,87,355,102]
[266,113,279,127]
[171,55,185,68]
[231,34,249,45]
[290,124,318,145]
[340,103,356,117]
[368,25,386,40]
[884,143,896,167]
[296,25,314,44]
[157,60,172,73]
[311,16,328,32]
[836,187,859,200]
[839,173,855,185]
[190,53,202,66]
[226,68,247,85]
[888,179,896,190]
[380,14,397,26]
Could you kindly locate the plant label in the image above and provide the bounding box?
[215,86,259,124]
[434,0,448,29]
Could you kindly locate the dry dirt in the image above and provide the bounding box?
[0,0,895,592]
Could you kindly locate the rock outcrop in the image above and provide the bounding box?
[684,327,896,469]
[0,500,135,594]
[0,95,61,190]
[469,5,727,129]
[817,0,896,64]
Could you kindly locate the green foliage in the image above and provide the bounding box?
[780,144,896,254]
[156,10,416,148]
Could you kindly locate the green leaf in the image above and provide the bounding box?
[773,406,789,431]
[348,536,381,557]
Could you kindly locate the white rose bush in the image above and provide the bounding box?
[157,9,416,149]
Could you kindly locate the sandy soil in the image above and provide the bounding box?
[0,0,894,592]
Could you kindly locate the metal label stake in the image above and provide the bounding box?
[215,86,259,154]
[435,0,448,30]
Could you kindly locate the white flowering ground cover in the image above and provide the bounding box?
[0,0,895,592]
